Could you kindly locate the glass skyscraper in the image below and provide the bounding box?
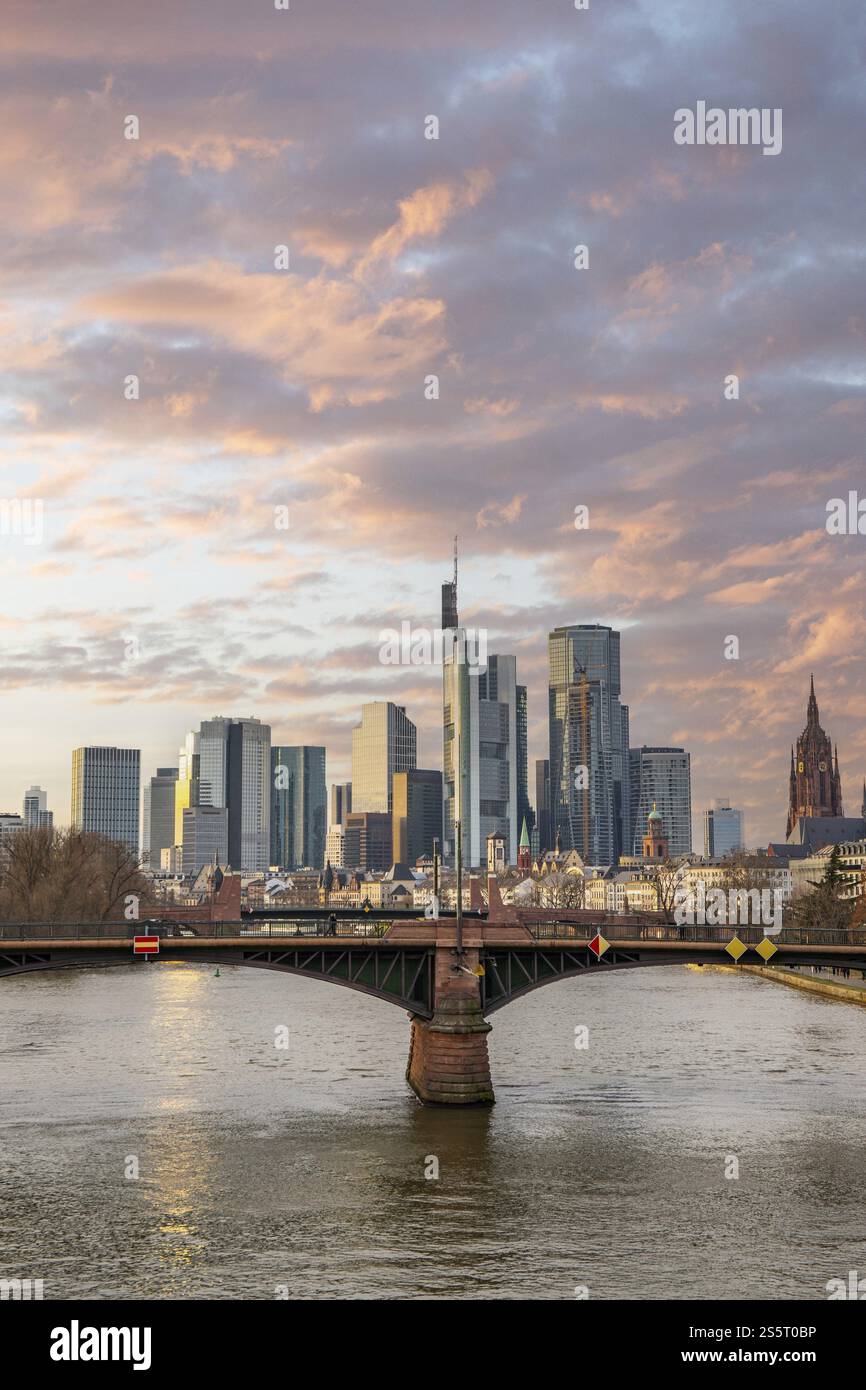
[548,624,629,867]
[629,746,692,858]
[351,702,416,814]
[271,745,327,870]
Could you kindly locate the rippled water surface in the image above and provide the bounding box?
[2,962,866,1299]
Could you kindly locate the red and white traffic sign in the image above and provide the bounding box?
[133,935,159,956]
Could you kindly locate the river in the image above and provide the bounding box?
[2,961,865,1300]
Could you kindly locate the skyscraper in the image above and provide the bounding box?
[271,746,327,870]
[444,641,519,868]
[195,717,271,871]
[516,685,534,846]
[351,702,416,813]
[548,624,629,866]
[181,806,228,875]
[329,781,352,828]
[71,747,140,855]
[142,767,178,867]
[22,786,52,830]
[174,730,200,845]
[703,799,744,858]
[392,769,443,865]
[535,759,551,852]
[786,675,844,839]
[629,746,692,859]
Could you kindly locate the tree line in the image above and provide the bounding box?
[0,826,153,923]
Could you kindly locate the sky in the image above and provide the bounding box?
[0,0,864,848]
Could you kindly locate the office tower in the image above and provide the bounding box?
[329,782,352,828]
[786,675,844,838]
[324,824,345,870]
[344,811,392,873]
[629,746,692,859]
[441,535,458,631]
[22,786,52,830]
[196,717,271,871]
[704,799,744,858]
[271,746,327,870]
[174,730,201,844]
[181,806,228,876]
[392,769,443,865]
[444,638,518,868]
[351,702,416,813]
[142,767,178,867]
[535,759,551,852]
[71,747,141,855]
[516,685,535,845]
[548,624,629,866]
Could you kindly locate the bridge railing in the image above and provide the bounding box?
[0,919,393,941]
[522,920,866,947]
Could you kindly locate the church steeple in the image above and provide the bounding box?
[786,677,844,840]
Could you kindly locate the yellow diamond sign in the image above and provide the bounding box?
[755,937,778,961]
[725,936,747,962]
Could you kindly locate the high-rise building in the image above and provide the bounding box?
[22,786,52,830]
[786,675,844,839]
[271,746,327,870]
[703,799,744,858]
[344,811,392,873]
[142,767,178,867]
[351,702,416,813]
[516,685,534,846]
[196,717,271,871]
[444,639,519,868]
[548,624,630,867]
[0,813,25,849]
[71,747,141,854]
[324,824,345,870]
[535,759,551,852]
[174,731,200,845]
[629,746,692,859]
[182,806,228,876]
[329,782,352,828]
[392,769,443,865]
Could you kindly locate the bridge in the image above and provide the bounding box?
[3,912,865,1105]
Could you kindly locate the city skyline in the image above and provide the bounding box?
[0,2,864,849]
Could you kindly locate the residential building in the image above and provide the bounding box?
[22,786,52,830]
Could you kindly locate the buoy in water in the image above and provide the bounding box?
[214,968,221,978]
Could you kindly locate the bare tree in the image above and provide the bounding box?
[0,827,153,924]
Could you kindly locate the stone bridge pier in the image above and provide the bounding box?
[392,904,532,1105]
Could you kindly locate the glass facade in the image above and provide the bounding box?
[71,746,140,855]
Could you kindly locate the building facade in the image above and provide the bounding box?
[444,640,518,868]
[22,786,52,830]
[548,624,630,867]
[142,767,178,867]
[629,746,692,859]
[196,718,271,872]
[271,745,327,870]
[344,811,392,873]
[71,746,141,854]
[535,759,551,853]
[351,702,416,813]
[181,806,229,876]
[703,799,744,858]
[392,768,443,865]
[174,730,201,845]
[329,782,352,828]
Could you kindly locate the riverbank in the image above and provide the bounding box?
[697,961,866,1007]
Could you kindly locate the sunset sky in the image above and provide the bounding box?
[0,0,864,847]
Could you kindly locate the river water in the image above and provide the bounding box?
[2,961,865,1300]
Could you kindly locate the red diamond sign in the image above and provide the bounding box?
[587,933,610,959]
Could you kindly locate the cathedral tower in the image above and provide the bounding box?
[786,675,844,839]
